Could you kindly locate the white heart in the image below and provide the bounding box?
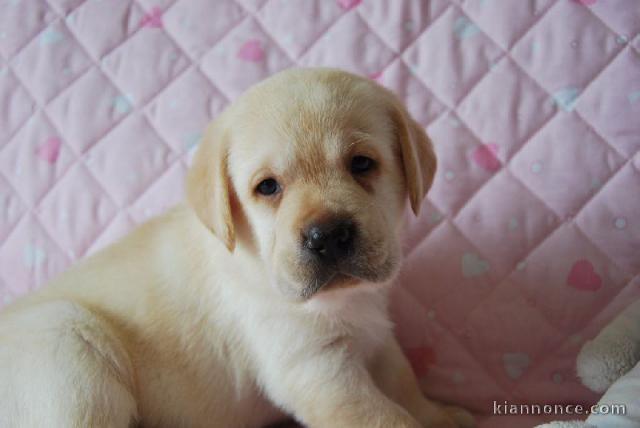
[452,371,465,384]
[508,218,519,231]
[503,352,530,379]
[462,252,489,278]
[531,162,543,174]
[24,245,46,268]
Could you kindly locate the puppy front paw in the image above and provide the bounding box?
[577,336,640,393]
[422,405,475,428]
[443,405,475,428]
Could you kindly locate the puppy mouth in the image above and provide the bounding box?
[293,235,399,300]
[323,271,360,290]
[300,270,357,299]
[300,257,394,299]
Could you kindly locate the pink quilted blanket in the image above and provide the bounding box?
[1,1,638,426]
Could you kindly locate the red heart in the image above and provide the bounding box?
[472,143,501,172]
[237,40,265,62]
[368,71,383,82]
[406,346,436,378]
[35,137,61,164]
[567,259,602,292]
[337,0,362,11]
[140,7,163,28]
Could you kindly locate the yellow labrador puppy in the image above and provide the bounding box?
[0,68,474,428]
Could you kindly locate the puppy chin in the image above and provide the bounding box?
[303,264,399,301]
[271,246,401,303]
[302,279,389,316]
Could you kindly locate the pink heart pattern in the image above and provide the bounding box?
[472,143,501,172]
[503,352,530,379]
[35,137,61,164]
[237,40,265,62]
[406,346,436,378]
[567,259,602,292]
[337,0,362,11]
[368,71,383,82]
[140,7,163,29]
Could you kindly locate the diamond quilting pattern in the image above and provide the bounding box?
[454,171,560,278]
[0,111,74,206]
[0,1,638,426]
[299,12,396,75]
[0,0,54,59]
[460,0,555,50]
[12,19,93,104]
[0,212,71,299]
[358,0,450,53]
[511,222,631,334]
[426,112,495,215]
[164,0,247,59]
[46,68,126,153]
[87,113,174,205]
[377,60,446,125]
[234,0,269,14]
[402,6,503,107]
[128,161,186,224]
[587,0,640,38]
[257,0,345,60]
[510,113,625,217]
[464,278,567,391]
[0,174,24,243]
[511,1,623,95]
[46,0,85,16]
[400,220,499,327]
[37,163,117,259]
[576,47,640,157]
[66,0,143,59]
[576,161,640,274]
[0,69,36,144]
[456,58,556,160]
[200,17,293,99]
[101,28,190,105]
[147,68,228,153]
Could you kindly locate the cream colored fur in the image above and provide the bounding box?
[0,68,473,428]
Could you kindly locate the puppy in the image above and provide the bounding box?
[0,68,474,428]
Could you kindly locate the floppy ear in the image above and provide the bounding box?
[185,121,236,251]
[392,104,437,216]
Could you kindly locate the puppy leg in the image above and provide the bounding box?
[369,338,475,428]
[0,300,138,428]
[260,346,422,428]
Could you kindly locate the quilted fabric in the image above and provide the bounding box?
[0,0,639,426]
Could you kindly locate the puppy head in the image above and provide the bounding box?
[187,68,436,301]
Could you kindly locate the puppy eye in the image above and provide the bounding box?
[256,178,281,196]
[350,156,375,174]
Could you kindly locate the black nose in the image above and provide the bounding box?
[303,218,356,262]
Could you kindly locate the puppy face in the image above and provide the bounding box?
[187,69,436,301]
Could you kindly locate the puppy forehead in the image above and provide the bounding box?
[230,85,394,180]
